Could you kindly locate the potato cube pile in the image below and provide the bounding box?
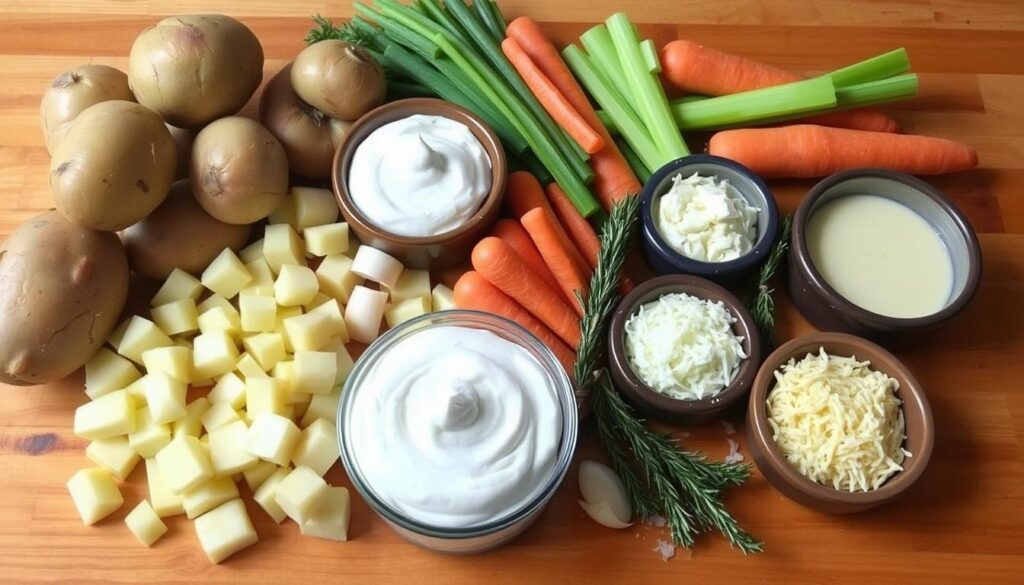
[66,187,454,563]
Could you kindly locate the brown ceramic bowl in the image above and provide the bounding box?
[789,168,981,339]
[746,332,934,514]
[607,275,761,425]
[332,98,507,269]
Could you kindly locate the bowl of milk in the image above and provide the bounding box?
[789,169,981,338]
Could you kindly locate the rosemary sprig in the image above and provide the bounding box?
[749,215,792,349]
[577,196,762,554]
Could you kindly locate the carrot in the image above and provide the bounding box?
[505,171,591,278]
[472,237,581,349]
[659,40,900,133]
[506,17,640,209]
[490,219,561,293]
[708,124,978,178]
[501,37,604,154]
[453,271,576,373]
[521,207,589,316]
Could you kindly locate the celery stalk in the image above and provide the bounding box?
[579,25,634,116]
[828,48,909,88]
[835,73,918,107]
[640,39,660,74]
[671,76,836,130]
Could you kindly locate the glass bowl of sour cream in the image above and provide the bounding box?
[337,309,578,553]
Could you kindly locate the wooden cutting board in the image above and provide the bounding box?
[0,1,1022,583]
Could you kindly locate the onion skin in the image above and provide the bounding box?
[259,63,337,179]
[291,39,386,121]
[40,64,134,153]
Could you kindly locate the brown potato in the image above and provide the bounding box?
[121,179,252,279]
[40,64,134,154]
[190,116,289,225]
[50,100,177,232]
[128,14,264,128]
[259,63,336,179]
[167,124,195,180]
[0,211,129,385]
[291,40,386,121]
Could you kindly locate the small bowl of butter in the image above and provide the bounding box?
[640,154,779,283]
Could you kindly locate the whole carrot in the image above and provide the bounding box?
[660,40,899,133]
[453,271,576,372]
[708,124,978,178]
[521,207,589,316]
[472,237,581,349]
[490,219,561,293]
[505,171,592,278]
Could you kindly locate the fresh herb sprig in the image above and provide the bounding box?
[749,215,793,349]
[576,196,762,554]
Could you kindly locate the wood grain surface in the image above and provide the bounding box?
[1,1,1022,583]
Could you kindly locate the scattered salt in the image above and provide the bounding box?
[724,437,744,464]
[721,420,736,435]
[654,539,676,561]
[644,514,667,527]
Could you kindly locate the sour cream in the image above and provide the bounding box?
[348,114,492,237]
[655,172,759,262]
[347,325,561,528]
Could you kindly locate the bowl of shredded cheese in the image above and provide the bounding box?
[746,332,934,514]
[608,275,761,424]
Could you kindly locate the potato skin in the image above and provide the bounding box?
[50,100,176,232]
[40,64,134,154]
[0,211,129,385]
[259,63,336,179]
[291,40,386,121]
[128,14,264,128]
[121,180,252,279]
[191,116,289,225]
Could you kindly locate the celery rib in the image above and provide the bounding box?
[828,48,910,88]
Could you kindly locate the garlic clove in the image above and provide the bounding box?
[578,499,632,529]
[578,460,632,524]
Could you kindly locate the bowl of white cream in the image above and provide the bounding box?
[332,98,506,270]
[640,154,779,283]
[337,309,577,553]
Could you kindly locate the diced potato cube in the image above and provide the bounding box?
[145,458,184,517]
[150,298,199,336]
[242,333,286,371]
[208,420,258,477]
[263,223,304,274]
[431,283,456,311]
[388,269,430,304]
[293,351,337,396]
[141,372,188,424]
[197,293,234,315]
[246,413,301,466]
[289,388,313,409]
[74,389,136,440]
[272,360,296,395]
[315,254,361,303]
[201,403,242,433]
[201,248,252,299]
[267,192,295,226]
[275,466,329,524]
[152,268,203,307]
[293,187,338,230]
[155,436,214,494]
[385,296,430,328]
[85,436,140,481]
[291,418,339,477]
[235,352,269,380]
[344,285,387,344]
[351,246,403,288]
[124,377,147,405]
[304,223,349,257]
[197,306,241,336]
[85,348,141,400]
[239,293,276,333]
[67,468,123,526]
[194,499,258,564]
[238,238,266,264]
[208,373,246,409]
[245,378,289,417]
[304,292,332,310]
[242,460,279,492]
[283,311,332,352]
[173,397,211,439]
[299,487,350,542]
[106,318,132,352]
[183,476,239,519]
[252,466,290,524]
[128,406,172,457]
[301,386,342,428]
[273,305,304,353]
[119,316,174,364]
[307,299,348,342]
[124,500,168,546]
[243,258,275,291]
[275,264,319,307]
[322,338,355,386]
[192,331,239,380]
[142,346,193,384]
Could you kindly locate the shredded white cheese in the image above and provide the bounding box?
[766,348,911,492]
[624,292,746,400]
[655,172,759,263]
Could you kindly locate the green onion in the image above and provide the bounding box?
[614,137,651,183]
[485,0,508,33]
[386,79,434,99]
[828,48,909,88]
[419,0,469,41]
[640,39,660,74]
[473,0,504,43]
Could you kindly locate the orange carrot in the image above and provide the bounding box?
[453,271,575,373]
[708,124,978,178]
[521,207,589,316]
[490,219,561,293]
[472,237,581,349]
[502,37,604,154]
[659,40,900,133]
[505,171,591,278]
[506,17,640,209]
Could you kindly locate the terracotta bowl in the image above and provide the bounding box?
[746,332,934,514]
[607,274,761,425]
[332,98,507,270]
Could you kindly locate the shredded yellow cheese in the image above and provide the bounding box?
[766,348,910,492]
